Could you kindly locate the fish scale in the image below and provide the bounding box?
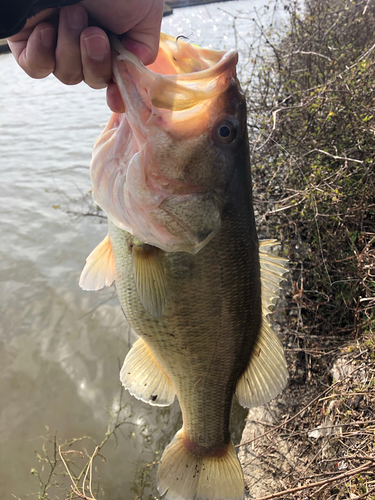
[80,33,289,500]
[109,211,259,453]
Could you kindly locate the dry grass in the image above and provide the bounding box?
[239,330,375,499]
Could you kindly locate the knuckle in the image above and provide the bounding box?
[56,71,83,85]
[27,67,54,79]
[86,79,107,90]
[83,67,110,89]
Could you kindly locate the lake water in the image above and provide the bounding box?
[0,1,286,498]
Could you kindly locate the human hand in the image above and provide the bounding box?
[6,0,164,113]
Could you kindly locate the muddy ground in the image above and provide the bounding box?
[238,328,375,500]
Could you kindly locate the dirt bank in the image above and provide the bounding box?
[238,329,375,499]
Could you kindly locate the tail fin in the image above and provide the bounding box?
[157,429,244,500]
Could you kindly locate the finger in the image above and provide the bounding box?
[106,82,125,113]
[123,1,164,65]
[122,37,157,67]
[81,27,112,89]
[54,4,88,85]
[7,8,57,36]
[7,21,56,78]
[79,0,164,66]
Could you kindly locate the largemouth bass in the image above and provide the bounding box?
[80,33,288,500]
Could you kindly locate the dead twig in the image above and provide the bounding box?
[256,461,374,500]
[237,364,364,449]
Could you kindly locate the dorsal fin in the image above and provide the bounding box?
[236,240,289,408]
[79,234,115,291]
[259,239,288,314]
[132,244,166,318]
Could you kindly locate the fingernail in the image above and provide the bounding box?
[84,35,108,61]
[67,4,87,30]
[41,28,55,49]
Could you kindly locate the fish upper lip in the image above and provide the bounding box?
[161,49,238,81]
[112,34,239,113]
[112,33,238,80]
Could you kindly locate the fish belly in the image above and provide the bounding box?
[109,207,261,447]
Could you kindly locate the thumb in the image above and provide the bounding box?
[122,4,163,65]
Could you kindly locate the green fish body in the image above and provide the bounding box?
[80,33,288,500]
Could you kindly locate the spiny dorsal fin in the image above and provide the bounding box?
[259,239,288,315]
[120,338,175,406]
[132,244,166,318]
[79,234,115,291]
[236,240,289,408]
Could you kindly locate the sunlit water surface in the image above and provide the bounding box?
[0,1,285,498]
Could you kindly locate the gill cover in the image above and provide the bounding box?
[90,33,239,254]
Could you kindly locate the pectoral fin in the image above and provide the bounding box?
[79,234,115,291]
[132,244,166,318]
[120,338,175,406]
[236,240,289,408]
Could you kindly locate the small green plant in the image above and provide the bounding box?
[24,386,134,500]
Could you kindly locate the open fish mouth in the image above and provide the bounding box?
[112,33,238,114]
[89,34,240,253]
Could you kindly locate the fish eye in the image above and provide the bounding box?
[219,125,231,138]
[215,119,238,145]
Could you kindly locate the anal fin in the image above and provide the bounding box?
[120,338,175,406]
[236,240,289,408]
[79,234,115,291]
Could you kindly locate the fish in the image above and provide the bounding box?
[79,33,289,500]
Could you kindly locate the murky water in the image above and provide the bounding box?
[0,1,285,498]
